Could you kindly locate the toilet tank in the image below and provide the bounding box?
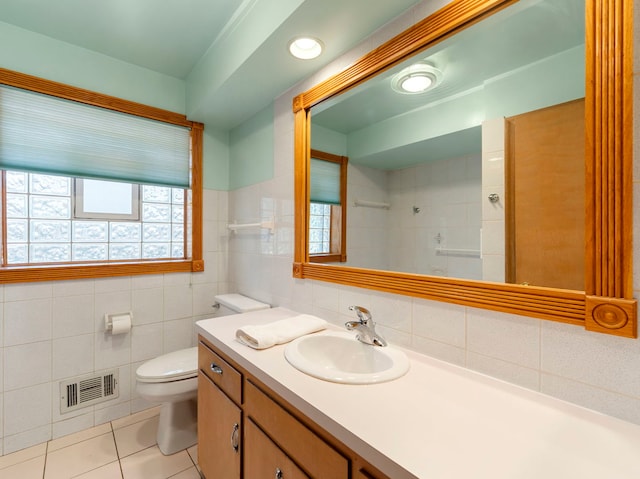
[214,293,270,317]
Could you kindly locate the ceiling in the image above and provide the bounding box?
[311,0,585,169]
[0,0,422,129]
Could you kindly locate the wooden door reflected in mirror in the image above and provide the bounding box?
[506,99,585,290]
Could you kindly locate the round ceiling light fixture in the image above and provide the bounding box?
[391,63,443,94]
[288,37,323,60]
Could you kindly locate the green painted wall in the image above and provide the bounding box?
[229,104,274,190]
[344,46,584,164]
[484,46,585,119]
[203,128,230,190]
[0,20,235,190]
[0,21,185,113]
[311,124,347,156]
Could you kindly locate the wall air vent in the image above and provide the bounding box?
[60,370,119,414]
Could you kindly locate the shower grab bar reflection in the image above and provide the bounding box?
[353,199,391,209]
[227,217,274,233]
[435,248,481,258]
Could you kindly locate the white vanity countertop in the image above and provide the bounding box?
[196,308,640,479]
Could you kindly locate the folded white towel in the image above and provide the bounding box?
[236,314,328,350]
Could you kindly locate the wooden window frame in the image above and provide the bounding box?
[309,149,347,264]
[0,68,204,283]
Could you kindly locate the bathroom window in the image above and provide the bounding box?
[3,172,187,264]
[0,69,204,283]
[74,179,141,221]
[308,150,347,263]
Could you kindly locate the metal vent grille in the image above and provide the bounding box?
[60,370,119,414]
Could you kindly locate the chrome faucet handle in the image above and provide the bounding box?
[346,305,387,347]
[348,305,372,324]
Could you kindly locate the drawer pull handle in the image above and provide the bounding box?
[231,423,239,452]
[210,363,223,375]
[275,468,283,479]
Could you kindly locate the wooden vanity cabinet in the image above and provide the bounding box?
[198,339,243,479]
[198,371,241,478]
[244,380,349,478]
[197,335,393,479]
[354,468,388,479]
[244,418,309,478]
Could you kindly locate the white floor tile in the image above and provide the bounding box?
[120,446,193,479]
[113,416,159,458]
[168,467,201,479]
[0,412,196,479]
[0,442,46,470]
[45,433,118,479]
[48,423,112,453]
[111,406,160,431]
[0,455,46,479]
[186,445,198,466]
[72,461,123,479]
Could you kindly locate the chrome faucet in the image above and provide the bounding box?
[345,305,387,347]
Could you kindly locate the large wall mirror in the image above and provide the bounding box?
[293,0,636,337]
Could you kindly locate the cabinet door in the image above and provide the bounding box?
[245,381,349,478]
[245,419,309,479]
[354,469,389,479]
[198,371,241,479]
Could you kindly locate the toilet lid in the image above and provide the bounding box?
[214,293,270,313]
[136,347,198,383]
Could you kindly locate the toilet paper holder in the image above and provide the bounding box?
[104,312,133,334]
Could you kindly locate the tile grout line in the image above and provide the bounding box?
[42,441,49,479]
[108,420,125,479]
[42,440,50,479]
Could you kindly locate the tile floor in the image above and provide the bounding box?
[0,407,201,479]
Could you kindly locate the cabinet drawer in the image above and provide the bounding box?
[245,419,309,479]
[245,381,349,479]
[198,339,242,405]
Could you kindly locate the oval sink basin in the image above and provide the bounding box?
[284,331,410,384]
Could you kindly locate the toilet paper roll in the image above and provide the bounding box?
[110,313,132,335]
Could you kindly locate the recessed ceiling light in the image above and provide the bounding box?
[391,63,443,94]
[288,37,323,60]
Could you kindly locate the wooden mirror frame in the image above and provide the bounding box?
[293,0,636,338]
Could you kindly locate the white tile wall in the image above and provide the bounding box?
[345,156,483,279]
[52,295,94,338]
[345,164,390,271]
[52,335,93,381]
[412,299,465,348]
[481,117,506,282]
[467,308,541,370]
[5,342,51,390]
[0,188,229,456]
[226,0,640,432]
[4,298,52,346]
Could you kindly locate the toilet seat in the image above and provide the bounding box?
[136,347,198,383]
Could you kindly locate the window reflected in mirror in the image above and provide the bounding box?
[309,149,347,263]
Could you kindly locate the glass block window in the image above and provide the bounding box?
[309,202,331,254]
[3,171,187,265]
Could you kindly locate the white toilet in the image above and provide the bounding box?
[135,293,270,455]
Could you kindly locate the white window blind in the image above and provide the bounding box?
[310,157,341,205]
[0,85,191,187]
